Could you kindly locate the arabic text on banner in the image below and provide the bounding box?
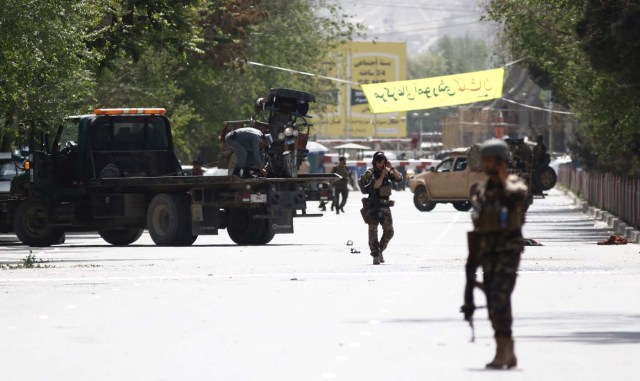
[360,68,504,113]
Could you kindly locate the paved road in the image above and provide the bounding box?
[1,189,639,381]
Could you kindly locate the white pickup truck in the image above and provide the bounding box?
[408,149,485,212]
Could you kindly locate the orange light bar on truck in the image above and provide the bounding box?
[94,108,166,115]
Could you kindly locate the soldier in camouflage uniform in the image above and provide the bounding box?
[359,152,403,265]
[462,139,528,369]
[331,156,352,214]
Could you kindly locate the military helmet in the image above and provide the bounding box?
[480,139,511,161]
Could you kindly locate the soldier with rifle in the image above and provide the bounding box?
[461,139,528,369]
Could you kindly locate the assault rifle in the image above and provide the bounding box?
[461,231,485,342]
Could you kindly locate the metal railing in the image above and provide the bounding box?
[558,165,640,228]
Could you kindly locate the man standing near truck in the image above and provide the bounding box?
[225,127,271,178]
[462,139,528,369]
[358,152,402,265]
[331,156,351,214]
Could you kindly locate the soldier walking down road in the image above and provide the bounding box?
[358,152,403,265]
[331,156,352,214]
[461,139,528,370]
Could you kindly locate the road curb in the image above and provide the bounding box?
[559,187,640,243]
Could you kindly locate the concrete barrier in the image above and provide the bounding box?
[606,214,616,226]
[614,221,627,235]
[624,227,635,239]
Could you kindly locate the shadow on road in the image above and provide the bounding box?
[520,331,640,345]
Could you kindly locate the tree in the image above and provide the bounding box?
[0,0,94,150]
[484,0,640,177]
[0,0,361,163]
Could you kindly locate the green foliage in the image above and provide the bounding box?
[0,0,361,162]
[484,0,640,178]
[0,0,95,149]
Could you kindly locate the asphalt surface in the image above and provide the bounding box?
[1,189,639,381]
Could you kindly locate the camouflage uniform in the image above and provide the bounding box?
[470,174,528,338]
[360,167,403,260]
[331,163,352,212]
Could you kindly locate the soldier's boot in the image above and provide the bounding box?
[486,337,517,370]
[372,249,381,265]
[379,241,388,263]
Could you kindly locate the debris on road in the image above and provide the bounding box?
[597,235,630,245]
[524,238,543,246]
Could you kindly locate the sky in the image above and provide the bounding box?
[339,0,499,56]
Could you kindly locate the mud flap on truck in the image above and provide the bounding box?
[265,209,294,234]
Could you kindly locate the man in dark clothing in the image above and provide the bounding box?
[358,152,402,265]
[331,156,352,214]
[462,139,528,370]
[192,158,204,176]
[225,127,269,178]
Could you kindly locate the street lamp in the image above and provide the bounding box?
[412,112,430,158]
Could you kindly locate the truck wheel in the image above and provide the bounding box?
[13,200,64,247]
[534,166,557,191]
[255,221,275,245]
[453,201,472,212]
[413,187,436,212]
[181,234,198,246]
[99,228,143,246]
[147,193,189,246]
[227,208,266,245]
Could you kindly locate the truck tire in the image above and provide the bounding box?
[227,208,267,245]
[13,200,65,247]
[99,228,143,246]
[255,221,275,245]
[413,187,436,212]
[181,234,198,246]
[534,166,557,191]
[453,201,472,212]
[147,193,189,246]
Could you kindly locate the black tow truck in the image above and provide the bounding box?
[6,103,336,247]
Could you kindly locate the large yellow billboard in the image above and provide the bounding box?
[316,42,407,138]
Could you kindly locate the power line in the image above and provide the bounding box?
[369,21,483,36]
[500,98,574,115]
[341,0,478,12]
[366,14,478,31]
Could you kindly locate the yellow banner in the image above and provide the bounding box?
[361,68,504,113]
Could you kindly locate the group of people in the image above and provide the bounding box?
[353,140,526,369]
